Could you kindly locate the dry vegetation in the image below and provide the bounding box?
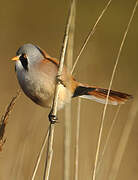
[0,0,138,180]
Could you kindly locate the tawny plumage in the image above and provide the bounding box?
[11,44,133,112]
[73,86,132,105]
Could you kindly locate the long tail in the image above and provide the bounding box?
[72,85,133,105]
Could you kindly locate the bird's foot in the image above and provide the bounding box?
[48,112,58,124]
[56,75,65,87]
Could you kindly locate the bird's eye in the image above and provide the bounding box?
[19,53,28,71]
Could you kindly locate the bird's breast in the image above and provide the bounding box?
[16,64,72,109]
[16,65,56,107]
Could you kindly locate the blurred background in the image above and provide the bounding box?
[0,0,138,179]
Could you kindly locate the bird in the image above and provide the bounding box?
[11,43,133,123]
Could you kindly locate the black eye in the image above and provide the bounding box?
[19,53,28,71]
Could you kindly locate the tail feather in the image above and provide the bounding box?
[73,85,133,105]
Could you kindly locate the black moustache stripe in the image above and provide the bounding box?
[19,54,28,71]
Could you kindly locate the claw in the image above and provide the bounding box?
[48,113,58,124]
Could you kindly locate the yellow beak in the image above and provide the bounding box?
[11,56,19,61]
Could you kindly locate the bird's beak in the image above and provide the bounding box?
[11,56,19,61]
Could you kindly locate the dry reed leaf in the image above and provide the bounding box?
[71,0,113,74]
[0,90,21,151]
[92,1,138,179]
[108,98,138,180]
[71,1,113,180]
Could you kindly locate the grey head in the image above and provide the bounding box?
[16,43,45,71]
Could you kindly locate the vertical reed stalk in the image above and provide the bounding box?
[31,128,49,180]
[108,98,138,180]
[70,0,113,179]
[71,0,113,74]
[74,98,81,180]
[64,0,76,180]
[96,105,121,176]
[92,1,138,179]
[71,1,113,179]
[43,1,76,179]
[43,124,54,180]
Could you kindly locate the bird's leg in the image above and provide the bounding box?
[48,109,58,124]
[48,75,64,124]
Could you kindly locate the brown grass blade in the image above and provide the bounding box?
[92,1,138,180]
[71,0,112,74]
[96,105,121,176]
[0,90,21,151]
[108,98,138,180]
[31,128,49,180]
